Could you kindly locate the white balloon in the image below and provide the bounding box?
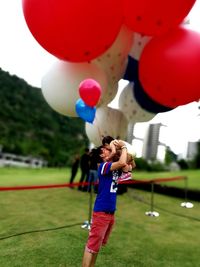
[41,60,107,117]
[85,106,128,146]
[129,33,152,60]
[93,25,134,107]
[98,82,119,107]
[118,82,155,123]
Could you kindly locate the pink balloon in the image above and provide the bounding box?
[79,79,102,107]
[123,0,196,36]
[22,0,123,62]
[139,27,200,108]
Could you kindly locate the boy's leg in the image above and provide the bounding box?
[102,215,115,246]
[82,212,110,266]
[82,248,98,267]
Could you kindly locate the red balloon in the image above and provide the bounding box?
[79,79,102,107]
[139,27,200,108]
[123,0,196,36]
[22,0,123,62]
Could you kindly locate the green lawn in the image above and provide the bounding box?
[0,168,200,190]
[0,168,199,266]
[0,167,72,186]
[0,167,199,190]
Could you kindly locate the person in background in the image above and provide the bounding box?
[82,139,128,267]
[87,148,100,193]
[78,148,90,191]
[69,154,80,188]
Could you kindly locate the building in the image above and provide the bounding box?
[0,152,47,168]
[132,123,167,161]
[186,141,199,160]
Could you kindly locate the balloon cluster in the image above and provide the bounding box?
[22,0,200,145]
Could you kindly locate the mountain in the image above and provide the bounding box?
[0,68,88,166]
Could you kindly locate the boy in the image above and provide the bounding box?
[82,139,128,267]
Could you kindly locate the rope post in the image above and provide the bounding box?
[88,184,93,225]
[145,181,159,217]
[180,176,194,209]
[81,181,93,230]
[150,181,154,212]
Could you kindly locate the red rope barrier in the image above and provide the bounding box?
[120,176,186,184]
[0,181,87,191]
[0,176,186,191]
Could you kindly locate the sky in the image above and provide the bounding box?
[0,0,200,156]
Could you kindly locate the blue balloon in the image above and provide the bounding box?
[75,99,96,124]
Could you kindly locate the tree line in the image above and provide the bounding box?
[0,68,89,166]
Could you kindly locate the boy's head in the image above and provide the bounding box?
[96,145,113,162]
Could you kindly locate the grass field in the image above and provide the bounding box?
[0,168,199,266]
[0,167,199,190]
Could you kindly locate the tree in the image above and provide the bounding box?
[0,68,89,166]
[164,146,177,165]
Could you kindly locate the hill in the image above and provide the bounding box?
[0,68,88,166]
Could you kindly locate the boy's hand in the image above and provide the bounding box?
[111,139,125,149]
[116,140,126,148]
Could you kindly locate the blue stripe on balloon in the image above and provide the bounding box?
[123,56,172,113]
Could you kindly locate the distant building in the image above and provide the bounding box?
[186,141,199,160]
[142,123,167,161]
[0,152,47,168]
[132,123,167,161]
[126,122,134,144]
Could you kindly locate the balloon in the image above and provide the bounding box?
[139,27,200,108]
[129,33,152,60]
[92,25,134,108]
[75,99,96,123]
[118,82,155,123]
[85,106,128,146]
[79,79,102,107]
[123,0,196,36]
[22,0,123,62]
[134,81,172,113]
[123,56,138,82]
[123,56,172,113]
[98,82,119,107]
[93,25,134,87]
[41,60,107,117]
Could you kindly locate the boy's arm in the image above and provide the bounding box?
[108,141,117,159]
[110,141,127,171]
